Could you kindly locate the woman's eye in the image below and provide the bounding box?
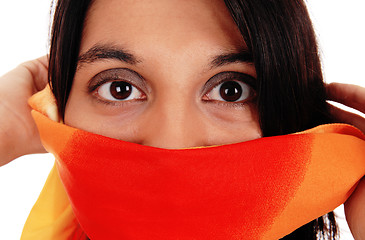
[204,80,253,103]
[96,81,145,101]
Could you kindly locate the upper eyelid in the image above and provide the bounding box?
[202,72,256,95]
[87,68,148,93]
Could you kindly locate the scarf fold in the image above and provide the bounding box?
[22,86,365,240]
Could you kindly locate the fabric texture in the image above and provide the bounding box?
[22,86,365,240]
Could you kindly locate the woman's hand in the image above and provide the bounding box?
[0,56,48,166]
[326,82,365,239]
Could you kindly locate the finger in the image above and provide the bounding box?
[328,103,365,133]
[20,56,49,92]
[36,55,49,70]
[344,177,365,239]
[326,82,365,114]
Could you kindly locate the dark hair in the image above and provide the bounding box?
[49,0,336,239]
[223,0,336,237]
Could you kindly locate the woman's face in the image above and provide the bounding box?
[65,0,261,149]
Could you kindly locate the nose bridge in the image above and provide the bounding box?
[142,96,206,149]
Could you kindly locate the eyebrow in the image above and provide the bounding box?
[209,50,253,69]
[77,44,141,70]
[77,44,253,70]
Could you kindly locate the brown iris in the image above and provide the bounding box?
[219,81,243,102]
[110,81,132,100]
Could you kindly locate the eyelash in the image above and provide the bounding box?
[89,71,256,107]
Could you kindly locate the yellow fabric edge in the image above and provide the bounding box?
[21,163,77,240]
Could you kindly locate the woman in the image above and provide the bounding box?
[0,0,364,239]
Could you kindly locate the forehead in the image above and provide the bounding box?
[81,0,246,54]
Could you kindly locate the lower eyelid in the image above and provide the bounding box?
[93,96,146,107]
[201,99,249,110]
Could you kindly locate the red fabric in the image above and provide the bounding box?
[32,111,365,240]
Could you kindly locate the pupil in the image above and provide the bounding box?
[110,81,132,100]
[219,81,242,102]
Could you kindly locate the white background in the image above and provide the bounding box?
[0,0,364,239]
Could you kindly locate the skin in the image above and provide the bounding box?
[327,82,365,239]
[65,0,261,149]
[0,0,363,238]
[0,56,47,166]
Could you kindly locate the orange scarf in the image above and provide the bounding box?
[22,87,365,240]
